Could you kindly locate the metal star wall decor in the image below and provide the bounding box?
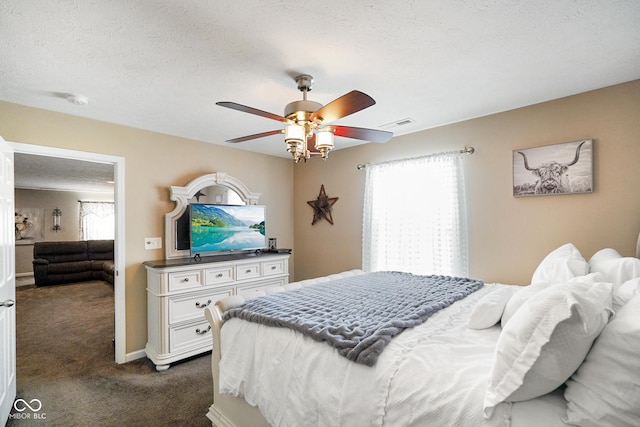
[307,184,339,225]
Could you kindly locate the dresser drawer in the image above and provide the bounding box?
[263,259,286,276]
[237,278,286,294]
[204,266,235,286]
[236,263,261,280]
[168,287,234,324]
[169,319,212,353]
[168,270,203,292]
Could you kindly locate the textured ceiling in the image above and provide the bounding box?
[2,0,640,165]
[14,153,114,193]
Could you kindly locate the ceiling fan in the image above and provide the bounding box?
[216,74,393,162]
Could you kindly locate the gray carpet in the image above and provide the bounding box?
[7,281,213,427]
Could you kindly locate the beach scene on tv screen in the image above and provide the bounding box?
[191,204,265,253]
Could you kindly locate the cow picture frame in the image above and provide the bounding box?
[513,139,593,197]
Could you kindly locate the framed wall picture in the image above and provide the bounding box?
[15,207,45,240]
[513,139,593,197]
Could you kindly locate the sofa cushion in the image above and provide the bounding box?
[33,241,88,263]
[103,261,115,274]
[87,239,114,260]
[102,261,115,285]
[90,260,107,271]
[90,260,109,280]
[44,259,93,285]
[47,260,92,275]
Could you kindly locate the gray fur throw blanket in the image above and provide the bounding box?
[224,271,483,366]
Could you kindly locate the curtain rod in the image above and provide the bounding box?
[356,146,475,170]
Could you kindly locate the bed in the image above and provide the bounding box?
[204,243,640,427]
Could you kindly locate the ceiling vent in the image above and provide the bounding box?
[380,117,416,130]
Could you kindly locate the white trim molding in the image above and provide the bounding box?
[9,142,127,364]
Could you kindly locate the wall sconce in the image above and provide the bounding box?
[52,207,62,232]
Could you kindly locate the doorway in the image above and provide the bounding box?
[10,142,126,364]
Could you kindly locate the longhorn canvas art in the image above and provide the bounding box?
[513,139,593,197]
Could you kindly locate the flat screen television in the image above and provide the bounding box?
[189,203,266,256]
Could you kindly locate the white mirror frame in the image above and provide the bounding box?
[164,172,261,259]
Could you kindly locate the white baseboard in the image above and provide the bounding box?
[125,349,147,363]
[15,274,35,287]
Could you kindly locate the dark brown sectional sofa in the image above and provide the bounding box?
[32,240,114,287]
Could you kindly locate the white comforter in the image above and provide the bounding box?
[219,283,567,427]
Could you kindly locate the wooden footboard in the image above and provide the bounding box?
[204,302,272,427]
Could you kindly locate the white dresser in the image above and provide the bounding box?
[144,252,289,370]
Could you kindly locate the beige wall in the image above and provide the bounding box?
[0,102,294,355]
[294,80,640,284]
[3,80,639,356]
[14,188,114,274]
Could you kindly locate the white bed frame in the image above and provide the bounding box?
[203,270,365,427]
[204,301,271,427]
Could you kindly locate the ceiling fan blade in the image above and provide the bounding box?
[330,125,393,143]
[217,101,292,123]
[225,129,283,143]
[310,91,376,124]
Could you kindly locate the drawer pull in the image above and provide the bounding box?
[183,277,189,282]
[271,266,277,270]
[195,299,212,309]
[216,273,223,278]
[195,326,211,335]
[246,269,252,273]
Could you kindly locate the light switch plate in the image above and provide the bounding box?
[145,237,162,250]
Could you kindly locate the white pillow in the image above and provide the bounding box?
[589,254,640,287]
[564,294,640,426]
[483,282,613,418]
[500,274,607,328]
[531,243,589,285]
[588,248,621,266]
[613,277,640,311]
[468,285,516,330]
[500,282,552,328]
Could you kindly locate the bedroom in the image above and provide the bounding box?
[1,1,640,426]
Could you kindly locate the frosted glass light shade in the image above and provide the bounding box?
[315,131,334,150]
[285,124,305,143]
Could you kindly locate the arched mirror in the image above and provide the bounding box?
[164,172,260,259]
[174,185,245,252]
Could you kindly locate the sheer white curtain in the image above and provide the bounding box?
[362,152,468,277]
[79,201,115,240]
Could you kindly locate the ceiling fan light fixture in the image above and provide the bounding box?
[315,130,335,160]
[217,74,393,163]
[285,124,309,162]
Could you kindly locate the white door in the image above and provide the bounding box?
[0,136,16,427]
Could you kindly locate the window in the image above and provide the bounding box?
[79,201,115,240]
[362,152,468,276]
